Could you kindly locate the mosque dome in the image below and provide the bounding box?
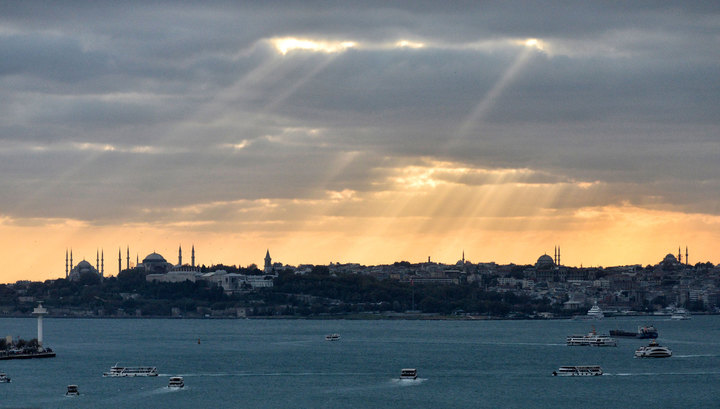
[536,254,555,270]
[143,252,167,263]
[76,260,93,269]
[663,254,678,264]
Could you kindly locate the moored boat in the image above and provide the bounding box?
[65,385,79,396]
[635,340,672,358]
[586,303,604,319]
[553,365,603,376]
[670,308,691,320]
[400,368,418,380]
[103,363,158,377]
[168,376,184,388]
[325,333,340,341]
[0,372,10,383]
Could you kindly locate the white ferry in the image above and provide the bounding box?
[325,333,341,341]
[168,376,184,388]
[635,340,672,358]
[103,363,158,377]
[65,385,79,396]
[0,372,10,383]
[552,366,603,376]
[566,329,617,347]
[400,368,418,380]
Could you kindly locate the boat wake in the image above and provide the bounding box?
[392,377,427,386]
[608,371,720,377]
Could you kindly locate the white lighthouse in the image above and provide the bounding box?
[32,302,48,347]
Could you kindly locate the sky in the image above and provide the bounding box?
[1,1,719,283]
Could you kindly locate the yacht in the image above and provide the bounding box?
[168,376,184,388]
[635,340,672,358]
[670,308,691,320]
[0,372,10,383]
[325,333,341,341]
[586,303,604,319]
[400,368,418,380]
[103,363,158,377]
[553,365,603,376]
[566,329,617,347]
[65,385,79,396]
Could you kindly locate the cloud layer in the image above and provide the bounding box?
[1,2,719,279]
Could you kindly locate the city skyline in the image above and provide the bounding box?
[2,2,719,282]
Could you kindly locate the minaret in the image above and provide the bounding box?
[96,249,99,272]
[554,246,557,265]
[686,246,689,266]
[70,249,73,271]
[678,246,682,264]
[192,245,195,267]
[126,246,130,270]
[558,246,561,266]
[101,250,104,277]
[32,302,48,347]
[178,245,183,266]
[65,249,69,279]
[118,248,122,274]
[264,249,272,273]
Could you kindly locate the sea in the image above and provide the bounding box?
[0,315,719,408]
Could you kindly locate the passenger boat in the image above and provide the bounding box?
[400,368,418,380]
[610,325,658,339]
[635,340,672,358]
[586,303,604,319]
[325,333,340,341]
[670,308,691,320]
[0,372,10,383]
[65,385,79,396]
[553,365,603,376]
[103,363,158,377]
[168,376,184,388]
[566,328,617,347]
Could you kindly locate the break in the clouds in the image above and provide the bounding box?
[1,1,719,230]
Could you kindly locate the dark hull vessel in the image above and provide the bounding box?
[610,325,657,339]
[0,350,56,360]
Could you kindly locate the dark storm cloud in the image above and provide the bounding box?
[0,1,718,222]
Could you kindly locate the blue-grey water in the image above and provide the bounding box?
[1,316,719,408]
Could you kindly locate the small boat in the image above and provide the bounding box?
[586,303,604,319]
[635,340,672,358]
[103,363,158,377]
[325,333,341,341]
[400,368,418,380]
[168,376,184,388]
[65,385,79,396]
[552,366,603,376]
[670,308,691,320]
[566,328,617,347]
[0,372,10,383]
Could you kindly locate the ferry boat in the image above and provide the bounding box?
[400,368,418,380]
[586,303,604,319]
[566,329,617,347]
[168,376,184,388]
[635,340,672,358]
[552,365,603,376]
[610,325,658,339]
[325,333,341,341]
[65,385,79,396]
[0,372,10,383]
[670,308,691,320]
[103,363,158,377]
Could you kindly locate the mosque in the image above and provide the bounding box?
[65,245,199,281]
